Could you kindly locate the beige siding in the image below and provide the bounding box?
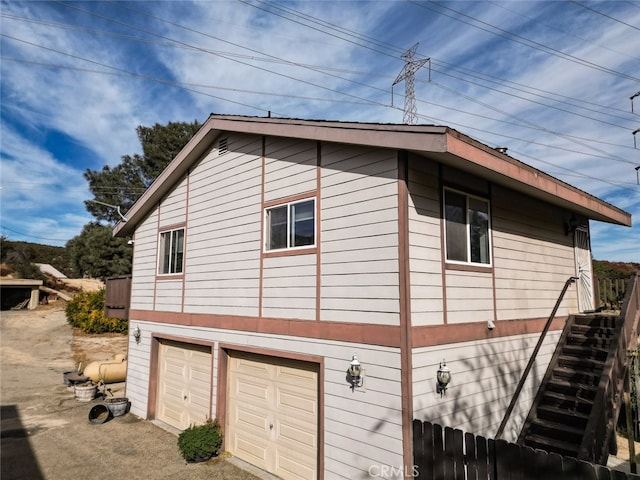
[492,186,578,320]
[321,144,400,325]
[130,210,158,310]
[264,138,317,202]
[125,320,403,480]
[262,254,316,320]
[445,270,494,323]
[408,159,444,326]
[182,133,262,317]
[154,280,183,312]
[158,181,187,227]
[412,330,561,442]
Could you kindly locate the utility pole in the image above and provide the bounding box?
[392,43,430,125]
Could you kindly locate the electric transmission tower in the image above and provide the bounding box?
[393,43,430,125]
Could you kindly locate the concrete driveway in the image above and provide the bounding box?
[0,304,263,480]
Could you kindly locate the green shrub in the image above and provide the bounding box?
[177,418,223,462]
[65,288,127,334]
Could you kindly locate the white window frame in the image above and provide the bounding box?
[443,187,492,266]
[158,227,185,275]
[264,197,316,252]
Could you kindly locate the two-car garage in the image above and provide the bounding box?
[154,340,319,480]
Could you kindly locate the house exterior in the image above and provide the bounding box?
[113,114,631,480]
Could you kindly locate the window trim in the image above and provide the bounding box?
[157,226,185,276]
[263,196,316,253]
[443,187,492,267]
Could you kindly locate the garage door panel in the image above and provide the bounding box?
[234,436,269,465]
[278,420,317,448]
[236,357,271,376]
[276,451,316,480]
[276,364,317,387]
[233,376,270,402]
[157,341,212,430]
[234,405,270,432]
[277,386,317,416]
[227,351,318,480]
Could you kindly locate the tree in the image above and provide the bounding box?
[66,223,132,280]
[3,241,46,280]
[84,120,201,223]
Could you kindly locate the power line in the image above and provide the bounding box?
[411,1,640,82]
[571,0,640,32]
[0,225,74,243]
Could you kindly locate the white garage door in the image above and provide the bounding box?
[157,340,212,430]
[227,351,318,480]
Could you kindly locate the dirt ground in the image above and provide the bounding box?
[0,301,264,480]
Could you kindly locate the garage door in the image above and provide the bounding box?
[157,340,212,430]
[227,351,318,480]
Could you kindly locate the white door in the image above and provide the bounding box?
[226,351,318,480]
[157,340,212,430]
[574,226,595,312]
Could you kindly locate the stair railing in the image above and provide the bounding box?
[495,276,578,439]
[579,273,640,464]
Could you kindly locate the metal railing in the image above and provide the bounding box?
[495,276,578,439]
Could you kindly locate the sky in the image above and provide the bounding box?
[0,0,639,262]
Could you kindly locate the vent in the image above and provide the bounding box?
[218,137,228,155]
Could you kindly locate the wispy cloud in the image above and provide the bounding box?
[0,0,638,260]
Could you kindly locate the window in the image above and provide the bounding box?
[159,228,185,274]
[265,198,315,251]
[444,189,490,265]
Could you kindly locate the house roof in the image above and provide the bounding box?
[113,114,631,237]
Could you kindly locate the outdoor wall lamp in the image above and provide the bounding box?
[436,360,451,396]
[348,354,364,391]
[564,215,579,236]
[132,326,141,344]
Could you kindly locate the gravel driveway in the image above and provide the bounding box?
[0,303,263,480]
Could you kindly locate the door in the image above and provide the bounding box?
[157,340,212,430]
[226,351,318,480]
[574,226,595,312]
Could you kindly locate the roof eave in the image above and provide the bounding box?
[113,115,631,237]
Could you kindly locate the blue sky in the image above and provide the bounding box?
[0,1,638,262]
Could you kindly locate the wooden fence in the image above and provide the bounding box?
[413,420,635,480]
[104,275,131,320]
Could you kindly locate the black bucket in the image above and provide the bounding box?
[88,404,111,425]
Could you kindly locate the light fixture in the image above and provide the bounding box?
[348,354,364,391]
[132,326,141,344]
[564,215,579,236]
[436,360,451,396]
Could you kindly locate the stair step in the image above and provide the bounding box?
[557,355,605,371]
[530,417,584,439]
[552,367,601,386]
[566,335,614,349]
[574,315,618,329]
[547,378,597,400]
[561,344,609,360]
[536,404,589,428]
[569,326,615,339]
[542,391,594,414]
[523,432,580,458]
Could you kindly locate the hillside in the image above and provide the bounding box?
[0,237,73,277]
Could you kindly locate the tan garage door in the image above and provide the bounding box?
[157,340,212,430]
[227,351,318,480]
